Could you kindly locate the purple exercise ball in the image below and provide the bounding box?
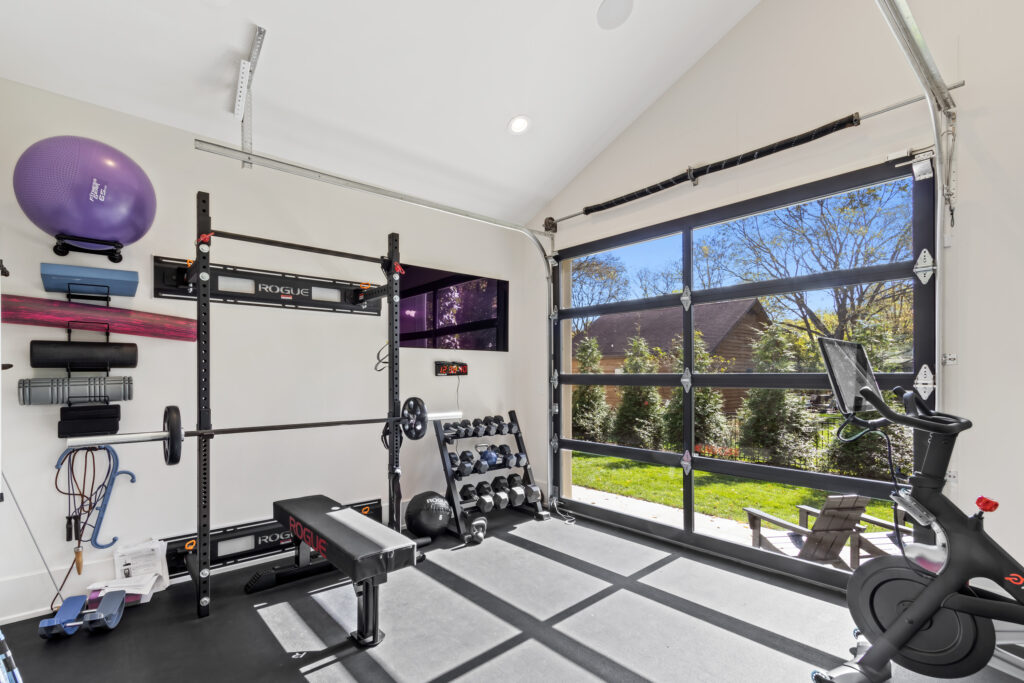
[13,135,157,249]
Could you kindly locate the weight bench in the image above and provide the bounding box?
[271,495,417,647]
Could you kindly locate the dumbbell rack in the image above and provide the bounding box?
[432,409,549,542]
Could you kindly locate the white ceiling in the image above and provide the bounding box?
[0,0,757,226]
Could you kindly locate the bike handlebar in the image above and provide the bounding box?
[858,387,972,434]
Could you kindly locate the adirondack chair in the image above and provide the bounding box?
[744,494,871,570]
[799,504,913,569]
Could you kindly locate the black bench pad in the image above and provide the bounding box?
[273,495,416,583]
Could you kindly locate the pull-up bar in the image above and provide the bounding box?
[211,230,384,265]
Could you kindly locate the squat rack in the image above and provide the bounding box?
[187,191,402,617]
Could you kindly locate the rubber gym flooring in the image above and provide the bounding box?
[5,510,1019,682]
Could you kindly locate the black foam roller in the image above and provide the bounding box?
[57,418,120,438]
[60,405,120,421]
[30,341,138,370]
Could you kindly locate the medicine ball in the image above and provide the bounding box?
[13,135,157,249]
[405,491,452,539]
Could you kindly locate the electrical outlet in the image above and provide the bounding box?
[942,352,958,365]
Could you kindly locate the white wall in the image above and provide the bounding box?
[535,1,1024,555]
[0,77,550,622]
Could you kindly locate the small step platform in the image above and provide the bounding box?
[271,495,417,647]
[40,263,139,298]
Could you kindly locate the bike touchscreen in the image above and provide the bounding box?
[818,338,882,416]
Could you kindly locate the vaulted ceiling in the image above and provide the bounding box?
[0,0,758,225]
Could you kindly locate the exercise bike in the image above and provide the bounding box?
[812,338,1024,682]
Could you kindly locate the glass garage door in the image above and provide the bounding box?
[552,161,934,586]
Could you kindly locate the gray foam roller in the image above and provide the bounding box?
[18,376,133,405]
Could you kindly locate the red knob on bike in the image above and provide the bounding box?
[976,496,999,512]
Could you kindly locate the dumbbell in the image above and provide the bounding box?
[486,416,509,435]
[442,423,462,442]
[462,419,486,438]
[509,473,541,504]
[473,418,497,437]
[478,445,500,469]
[496,445,518,469]
[477,481,508,509]
[461,450,488,475]
[449,452,472,478]
[460,484,494,513]
[497,444,526,468]
[492,476,526,507]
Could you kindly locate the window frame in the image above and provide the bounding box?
[552,160,935,587]
[399,272,509,351]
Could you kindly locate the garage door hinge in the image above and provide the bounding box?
[680,286,691,311]
[914,248,935,285]
[550,372,559,389]
[914,364,936,400]
[549,306,559,321]
[681,368,692,392]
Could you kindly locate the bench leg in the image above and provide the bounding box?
[351,575,386,647]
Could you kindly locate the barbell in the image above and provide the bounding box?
[64,397,459,465]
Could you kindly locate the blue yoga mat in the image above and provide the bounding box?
[40,263,138,297]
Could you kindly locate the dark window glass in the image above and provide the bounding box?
[438,279,499,326]
[400,293,434,334]
[399,265,508,351]
[438,328,498,350]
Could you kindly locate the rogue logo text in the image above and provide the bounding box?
[257,283,310,298]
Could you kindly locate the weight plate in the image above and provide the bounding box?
[401,397,428,440]
[847,556,995,678]
[163,405,182,465]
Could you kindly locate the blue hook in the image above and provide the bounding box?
[55,446,136,550]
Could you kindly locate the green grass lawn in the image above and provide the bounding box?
[572,453,896,528]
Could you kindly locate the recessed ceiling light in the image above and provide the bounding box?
[597,0,634,30]
[507,115,531,135]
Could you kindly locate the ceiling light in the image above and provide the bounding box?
[507,115,531,135]
[596,0,634,30]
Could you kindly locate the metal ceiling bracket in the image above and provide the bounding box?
[232,60,251,121]
[681,368,692,392]
[914,364,936,400]
[914,248,935,284]
[680,286,691,311]
[239,26,267,169]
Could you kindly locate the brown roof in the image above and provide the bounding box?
[577,298,767,356]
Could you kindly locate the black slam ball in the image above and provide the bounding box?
[405,491,453,539]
